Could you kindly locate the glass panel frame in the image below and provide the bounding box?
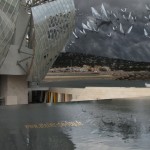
[0,0,20,66]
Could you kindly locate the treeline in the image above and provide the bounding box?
[53,52,150,71]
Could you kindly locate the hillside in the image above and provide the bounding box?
[53,52,150,71]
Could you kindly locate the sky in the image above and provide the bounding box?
[66,0,150,62]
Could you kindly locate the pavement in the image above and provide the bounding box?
[0,100,150,150]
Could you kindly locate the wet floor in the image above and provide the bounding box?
[0,99,150,149]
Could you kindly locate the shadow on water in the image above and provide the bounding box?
[0,104,76,150]
[0,124,75,150]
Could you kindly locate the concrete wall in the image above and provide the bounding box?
[0,4,32,105]
[49,87,84,101]
[49,87,150,102]
[0,75,28,105]
[77,87,150,100]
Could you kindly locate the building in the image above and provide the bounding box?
[0,0,75,105]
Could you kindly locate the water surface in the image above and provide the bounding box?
[0,99,150,149]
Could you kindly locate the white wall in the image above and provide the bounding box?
[0,75,28,105]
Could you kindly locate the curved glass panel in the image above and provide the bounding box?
[28,0,75,81]
[0,0,20,66]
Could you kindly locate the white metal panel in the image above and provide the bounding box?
[28,0,75,81]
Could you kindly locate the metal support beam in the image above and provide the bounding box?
[18,15,31,53]
[17,56,32,73]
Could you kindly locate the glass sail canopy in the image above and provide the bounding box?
[0,0,20,66]
[68,0,150,62]
[28,0,75,81]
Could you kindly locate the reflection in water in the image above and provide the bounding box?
[99,115,141,140]
[63,100,150,150]
[0,100,150,149]
[0,127,75,150]
[26,129,75,150]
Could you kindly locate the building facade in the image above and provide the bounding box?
[0,0,75,104]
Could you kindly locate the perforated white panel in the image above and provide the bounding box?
[28,0,75,81]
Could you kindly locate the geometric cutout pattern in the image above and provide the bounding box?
[28,0,75,81]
